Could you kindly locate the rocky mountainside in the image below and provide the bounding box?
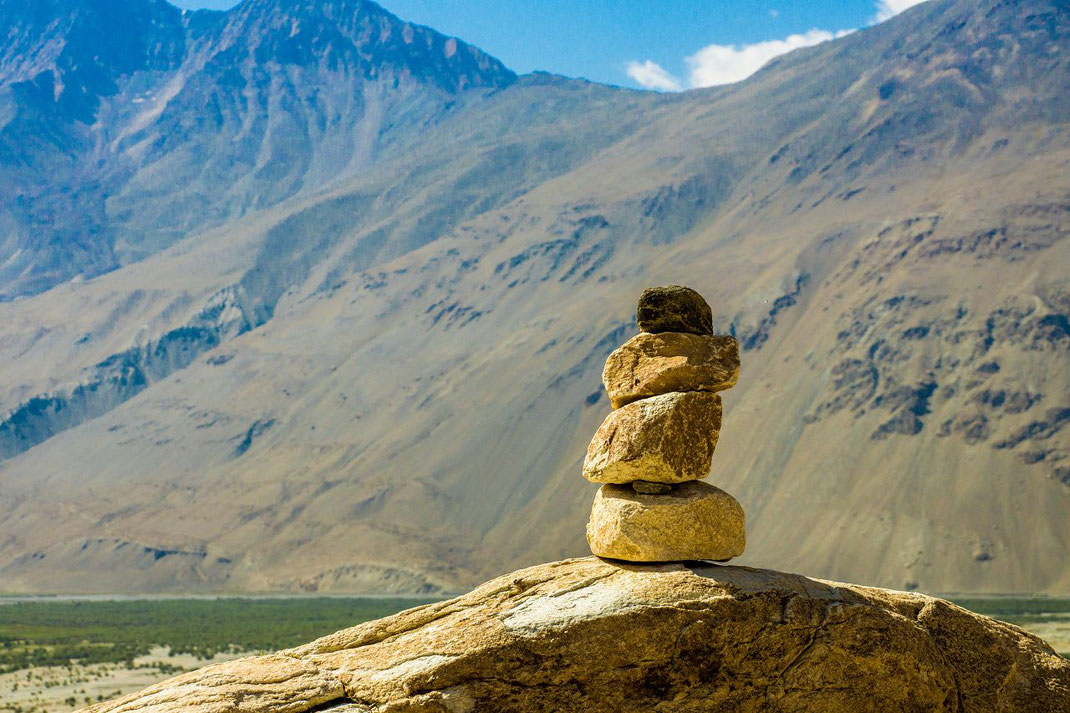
[0,0,1068,594]
[78,558,1070,712]
[0,0,514,297]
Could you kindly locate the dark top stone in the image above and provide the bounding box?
[636,285,713,335]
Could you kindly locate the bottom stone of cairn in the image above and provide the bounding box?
[587,481,745,562]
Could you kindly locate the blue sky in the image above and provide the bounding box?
[170,0,927,89]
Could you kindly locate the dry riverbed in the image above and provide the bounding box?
[1024,616,1070,657]
[1,647,248,713]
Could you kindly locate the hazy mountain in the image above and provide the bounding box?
[0,0,1067,595]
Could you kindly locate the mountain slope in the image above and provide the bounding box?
[0,0,515,297]
[0,0,1068,594]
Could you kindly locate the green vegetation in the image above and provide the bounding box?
[0,597,439,673]
[948,597,1070,625]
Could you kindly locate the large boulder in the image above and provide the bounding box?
[80,558,1070,713]
[583,391,721,484]
[603,332,740,409]
[586,481,745,561]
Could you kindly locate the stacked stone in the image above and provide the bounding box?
[584,285,745,562]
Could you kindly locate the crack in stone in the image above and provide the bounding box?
[775,603,830,680]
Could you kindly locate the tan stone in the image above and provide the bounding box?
[583,391,721,484]
[603,332,740,409]
[586,481,745,562]
[79,558,1070,713]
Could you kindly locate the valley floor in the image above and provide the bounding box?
[0,647,247,713]
[1026,618,1070,657]
[0,596,440,713]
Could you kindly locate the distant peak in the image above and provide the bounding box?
[212,0,515,91]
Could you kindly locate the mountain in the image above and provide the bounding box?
[0,0,1068,595]
[0,0,514,297]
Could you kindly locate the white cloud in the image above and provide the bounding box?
[625,0,924,92]
[685,29,850,88]
[626,60,683,92]
[873,0,928,22]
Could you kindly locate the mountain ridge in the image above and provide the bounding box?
[0,0,1067,595]
[0,0,516,298]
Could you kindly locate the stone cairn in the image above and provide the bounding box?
[584,285,745,562]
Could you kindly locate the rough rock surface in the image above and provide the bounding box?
[79,558,1070,713]
[603,333,740,409]
[583,391,721,484]
[587,482,746,561]
[636,285,714,335]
